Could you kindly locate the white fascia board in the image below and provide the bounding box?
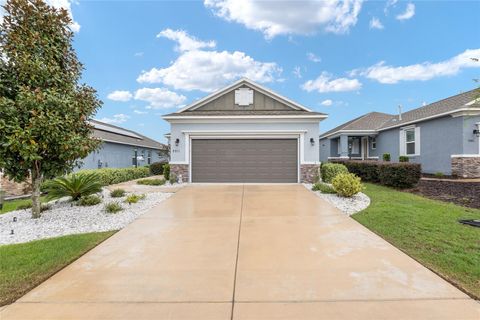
[319,130,377,140]
[100,139,163,150]
[176,78,313,113]
[379,108,480,131]
[451,154,480,158]
[163,114,327,121]
[183,130,307,135]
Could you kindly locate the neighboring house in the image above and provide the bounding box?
[162,78,327,183]
[319,89,480,178]
[79,120,167,170]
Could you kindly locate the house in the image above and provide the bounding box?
[162,78,327,183]
[319,89,480,178]
[79,120,167,170]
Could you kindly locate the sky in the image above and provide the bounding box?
[10,0,480,142]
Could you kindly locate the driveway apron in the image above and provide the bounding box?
[1,184,479,319]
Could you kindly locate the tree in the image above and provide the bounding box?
[0,0,102,218]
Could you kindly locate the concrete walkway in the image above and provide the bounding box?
[1,185,479,319]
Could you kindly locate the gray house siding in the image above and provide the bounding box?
[462,115,480,154]
[319,138,330,162]
[78,142,163,170]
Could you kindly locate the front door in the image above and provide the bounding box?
[361,137,368,160]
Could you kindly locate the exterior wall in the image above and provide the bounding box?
[0,174,31,197]
[319,138,331,162]
[451,156,480,178]
[169,121,320,165]
[79,142,164,170]
[170,164,189,183]
[300,164,320,183]
[462,115,480,154]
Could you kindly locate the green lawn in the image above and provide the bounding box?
[353,183,480,299]
[0,196,47,215]
[0,231,115,306]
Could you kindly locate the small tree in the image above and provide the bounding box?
[0,0,102,218]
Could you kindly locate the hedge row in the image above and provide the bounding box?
[330,160,421,188]
[79,167,150,186]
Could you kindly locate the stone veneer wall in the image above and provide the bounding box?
[0,175,31,196]
[170,164,189,183]
[300,164,320,183]
[451,156,480,178]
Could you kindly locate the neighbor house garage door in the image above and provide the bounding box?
[191,139,298,183]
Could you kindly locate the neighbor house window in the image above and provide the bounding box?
[349,137,360,154]
[401,127,420,156]
[405,129,415,155]
[147,150,152,164]
[371,137,377,150]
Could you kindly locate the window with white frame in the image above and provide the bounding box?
[405,129,415,155]
[371,137,377,150]
[400,127,420,156]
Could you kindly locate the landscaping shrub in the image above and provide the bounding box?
[321,163,348,183]
[110,188,126,198]
[312,182,336,194]
[163,163,170,181]
[40,204,51,212]
[383,153,391,162]
[125,194,146,204]
[434,172,444,177]
[149,162,166,175]
[77,195,102,206]
[332,173,364,197]
[77,167,150,186]
[43,172,102,201]
[399,156,409,162]
[104,202,123,213]
[136,178,165,186]
[17,202,33,210]
[378,163,421,188]
[169,173,177,184]
[330,160,421,189]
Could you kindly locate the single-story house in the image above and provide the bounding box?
[319,89,480,178]
[79,120,167,170]
[162,78,327,183]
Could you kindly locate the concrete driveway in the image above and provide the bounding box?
[2,185,479,319]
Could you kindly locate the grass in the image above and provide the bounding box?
[136,178,165,186]
[0,196,47,215]
[104,202,123,213]
[0,231,115,306]
[353,183,480,299]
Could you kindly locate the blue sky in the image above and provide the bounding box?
[37,1,480,142]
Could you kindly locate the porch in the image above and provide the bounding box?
[327,134,379,160]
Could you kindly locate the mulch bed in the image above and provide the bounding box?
[408,179,480,209]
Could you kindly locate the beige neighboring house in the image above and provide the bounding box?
[162,78,327,183]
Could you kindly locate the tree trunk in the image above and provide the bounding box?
[31,169,43,219]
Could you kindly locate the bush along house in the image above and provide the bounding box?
[319,89,480,178]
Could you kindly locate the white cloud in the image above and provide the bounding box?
[157,29,216,52]
[320,99,333,106]
[133,110,148,115]
[396,3,415,20]
[302,72,362,93]
[137,49,281,92]
[355,48,480,84]
[107,90,133,102]
[384,0,398,15]
[134,52,144,57]
[307,52,321,63]
[292,66,302,79]
[97,114,130,124]
[134,88,187,109]
[369,17,384,30]
[204,0,363,39]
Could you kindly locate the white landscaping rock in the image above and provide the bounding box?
[304,184,370,216]
[0,189,172,245]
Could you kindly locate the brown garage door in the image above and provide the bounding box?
[191,139,298,183]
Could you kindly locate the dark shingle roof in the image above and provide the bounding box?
[380,89,479,129]
[90,120,166,150]
[320,112,394,138]
[163,110,326,117]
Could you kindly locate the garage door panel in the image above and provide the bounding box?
[191,139,298,183]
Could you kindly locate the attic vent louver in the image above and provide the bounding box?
[235,88,253,106]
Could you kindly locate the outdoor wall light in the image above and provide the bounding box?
[310,138,315,146]
[175,138,180,146]
[474,129,480,137]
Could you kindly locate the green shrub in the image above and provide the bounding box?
[40,203,51,212]
[125,194,146,204]
[104,202,123,213]
[434,172,444,177]
[163,163,170,181]
[378,163,421,188]
[321,163,348,183]
[110,188,126,198]
[77,195,102,206]
[149,162,166,175]
[383,153,391,162]
[136,178,165,186]
[399,156,409,162]
[312,182,336,194]
[332,173,364,197]
[331,160,380,183]
[76,167,150,186]
[43,172,102,201]
[17,202,33,210]
[169,173,177,184]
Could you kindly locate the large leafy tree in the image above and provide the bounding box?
[0,0,101,218]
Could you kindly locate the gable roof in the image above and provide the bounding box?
[320,88,480,139]
[163,78,327,120]
[90,120,166,150]
[320,112,394,139]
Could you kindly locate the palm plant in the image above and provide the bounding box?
[43,172,102,201]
